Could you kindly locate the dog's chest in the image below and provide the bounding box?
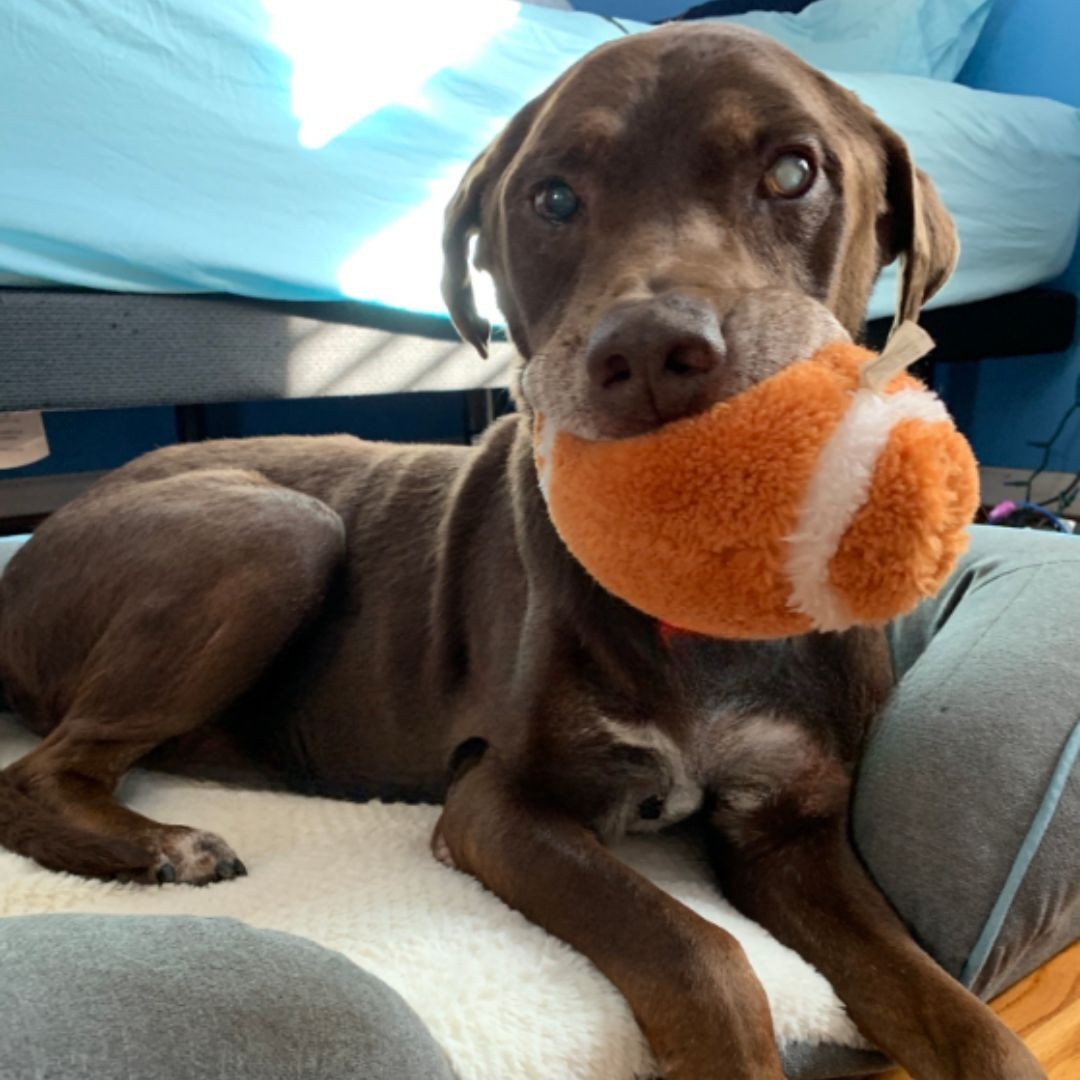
[592,712,821,844]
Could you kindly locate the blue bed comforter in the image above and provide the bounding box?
[2,0,1079,325]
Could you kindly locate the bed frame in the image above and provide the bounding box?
[2,285,1074,413]
[0,284,1074,527]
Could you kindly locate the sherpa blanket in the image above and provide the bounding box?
[0,714,868,1077]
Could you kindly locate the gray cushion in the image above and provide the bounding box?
[855,525,1080,999]
[0,914,456,1080]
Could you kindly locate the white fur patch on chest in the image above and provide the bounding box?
[713,714,821,788]
[597,718,704,838]
[593,712,839,845]
[708,713,844,843]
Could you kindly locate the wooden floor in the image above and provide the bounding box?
[878,939,1080,1079]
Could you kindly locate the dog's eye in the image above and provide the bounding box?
[533,179,581,223]
[763,152,815,199]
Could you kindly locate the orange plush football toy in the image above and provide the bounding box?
[534,323,979,641]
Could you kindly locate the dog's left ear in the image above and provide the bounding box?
[876,124,959,330]
[442,99,543,358]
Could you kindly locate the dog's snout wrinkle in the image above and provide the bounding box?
[585,294,725,432]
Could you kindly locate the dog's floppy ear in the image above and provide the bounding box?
[441,100,543,358]
[876,124,959,330]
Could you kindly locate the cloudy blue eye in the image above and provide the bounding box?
[534,179,581,223]
[763,151,815,199]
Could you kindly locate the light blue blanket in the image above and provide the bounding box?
[1,0,1078,325]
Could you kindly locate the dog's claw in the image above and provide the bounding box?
[156,863,176,884]
[213,857,246,881]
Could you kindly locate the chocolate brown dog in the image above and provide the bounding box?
[0,24,1044,1080]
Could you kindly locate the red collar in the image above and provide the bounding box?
[657,620,689,646]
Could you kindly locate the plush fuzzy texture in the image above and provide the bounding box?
[0,715,868,1078]
[537,341,978,640]
[784,386,952,630]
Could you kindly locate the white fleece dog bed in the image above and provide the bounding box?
[0,714,869,1077]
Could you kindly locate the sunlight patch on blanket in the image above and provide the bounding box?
[262,0,518,149]
[337,160,504,325]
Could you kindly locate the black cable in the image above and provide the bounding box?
[1008,371,1080,512]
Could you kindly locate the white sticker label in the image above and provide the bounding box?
[0,411,50,469]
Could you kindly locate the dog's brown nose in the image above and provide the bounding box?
[585,294,725,434]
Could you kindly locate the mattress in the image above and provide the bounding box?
[1,1,1079,325]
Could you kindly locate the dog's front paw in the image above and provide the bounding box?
[116,827,247,886]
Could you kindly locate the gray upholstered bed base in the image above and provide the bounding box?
[0,290,517,412]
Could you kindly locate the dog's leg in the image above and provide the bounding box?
[1,469,345,884]
[432,747,785,1080]
[708,812,1046,1080]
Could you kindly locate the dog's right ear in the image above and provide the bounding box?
[441,100,543,358]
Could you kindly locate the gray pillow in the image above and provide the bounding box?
[0,914,456,1080]
[855,525,1080,1001]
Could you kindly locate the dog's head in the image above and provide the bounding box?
[442,23,957,439]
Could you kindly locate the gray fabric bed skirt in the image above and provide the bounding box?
[0,290,518,411]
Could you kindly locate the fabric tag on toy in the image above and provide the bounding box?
[860,321,935,393]
[0,411,49,469]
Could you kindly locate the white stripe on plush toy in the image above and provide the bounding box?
[784,387,949,631]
